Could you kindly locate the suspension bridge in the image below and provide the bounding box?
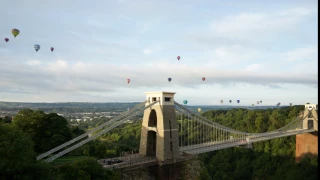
[36,92,318,170]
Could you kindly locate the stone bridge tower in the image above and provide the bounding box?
[295,103,318,162]
[139,92,180,164]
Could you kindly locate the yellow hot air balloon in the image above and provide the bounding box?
[198,108,202,113]
[220,100,223,103]
[12,28,20,38]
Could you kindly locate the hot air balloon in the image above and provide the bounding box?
[51,47,54,52]
[183,100,188,105]
[11,28,20,38]
[4,38,9,43]
[252,104,254,106]
[168,78,172,82]
[220,100,223,103]
[237,100,240,103]
[127,79,130,84]
[289,103,292,106]
[257,101,260,104]
[202,77,206,81]
[229,100,232,103]
[34,44,40,52]
[260,100,262,103]
[177,56,180,60]
[198,108,202,113]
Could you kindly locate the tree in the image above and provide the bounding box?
[0,116,12,124]
[0,124,36,179]
[56,159,120,180]
[12,109,73,154]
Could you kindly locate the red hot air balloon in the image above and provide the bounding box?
[177,56,180,60]
[4,38,9,43]
[51,47,54,52]
[127,79,130,84]
[202,77,206,81]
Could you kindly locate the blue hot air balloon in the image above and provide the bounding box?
[34,44,40,52]
[183,100,188,105]
[168,78,172,82]
[237,100,240,103]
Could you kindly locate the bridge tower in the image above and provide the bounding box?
[295,103,318,162]
[139,92,180,164]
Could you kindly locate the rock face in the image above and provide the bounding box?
[121,168,155,180]
[296,132,318,162]
[120,159,208,180]
[179,159,207,180]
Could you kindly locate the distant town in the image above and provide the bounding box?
[1,101,283,122]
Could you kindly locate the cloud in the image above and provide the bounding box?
[245,64,263,72]
[210,7,316,40]
[46,60,68,72]
[282,45,318,62]
[185,6,317,47]
[0,58,317,98]
[0,0,317,103]
[143,49,152,55]
[26,60,41,66]
[142,45,163,55]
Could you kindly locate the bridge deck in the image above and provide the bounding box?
[98,153,196,170]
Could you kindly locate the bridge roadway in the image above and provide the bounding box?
[98,128,315,170]
[98,153,196,170]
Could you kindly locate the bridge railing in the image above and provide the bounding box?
[37,100,148,160]
[99,154,157,170]
[42,100,159,163]
[176,103,313,154]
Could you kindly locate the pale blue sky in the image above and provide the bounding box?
[0,0,318,105]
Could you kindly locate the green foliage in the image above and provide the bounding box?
[0,116,12,124]
[0,124,36,179]
[12,109,73,154]
[56,158,120,180]
[198,105,317,179]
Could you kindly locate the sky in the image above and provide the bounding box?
[0,0,318,105]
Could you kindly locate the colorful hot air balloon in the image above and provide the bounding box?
[183,100,188,105]
[11,28,20,38]
[4,38,9,43]
[51,47,54,52]
[220,100,223,103]
[198,108,202,113]
[257,101,260,104]
[168,78,172,82]
[229,100,232,103]
[237,100,240,103]
[202,77,206,81]
[177,56,180,60]
[127,79,130,84]
[34,44,40,52]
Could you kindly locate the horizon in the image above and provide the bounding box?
[0,0,318,105]
[0,100,315,107]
